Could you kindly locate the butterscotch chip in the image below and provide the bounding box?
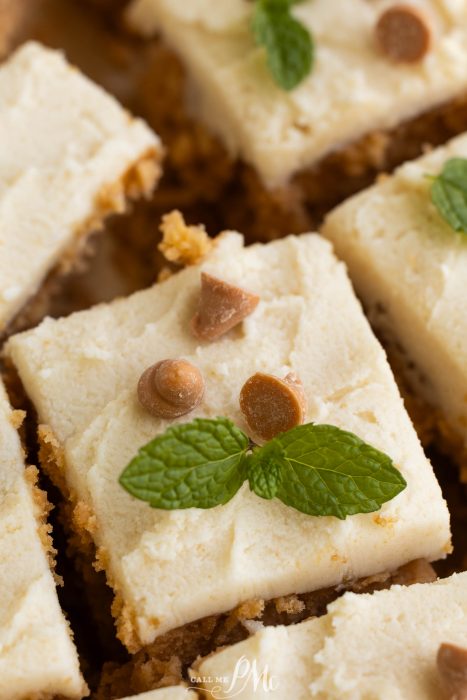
[137,359,205,419]
[375,5,432,63]
[191,272,259,341]
[437,643,467,700]
[239,371,307,441]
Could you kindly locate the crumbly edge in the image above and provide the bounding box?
[1,145,162,341]
[22,469,89,700]
[32,420,437,697]
[140,42,467,241]
[158,210,214,266]
[3,374,59,573]
[24,464,61,584]
[1,369,89,700]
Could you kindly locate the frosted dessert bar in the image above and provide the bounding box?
[126,0,467,236]
[0,41,161,337]
[322,132,467,472]
[195,571,467,700]
[5,227,450,670]
[0,379,87,700]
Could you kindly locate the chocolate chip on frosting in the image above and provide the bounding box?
[191,272,260,341]
[137,359,205,419]
[239,371,307,441]
[437,643,467,700]
[375,5,432,64]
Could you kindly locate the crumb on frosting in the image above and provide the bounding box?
[9,408,26,429]
[274,595,306,615]
[234,598,265,621]
[158,210,213,266]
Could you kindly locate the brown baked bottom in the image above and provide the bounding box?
[2,149,161,342]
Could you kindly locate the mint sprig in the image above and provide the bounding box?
[120,419,406,519]
[251,0,314,91]
[431,158,467,235]
[119,418,249,509]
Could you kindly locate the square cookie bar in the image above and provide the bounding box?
[0,41,161,337]
[5,229,450,665]
[195,572,467,700]
[322,132,467,471]
[0,379,87,700]
[126,0,467,236]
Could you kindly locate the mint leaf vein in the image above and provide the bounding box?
[273,424,407,519]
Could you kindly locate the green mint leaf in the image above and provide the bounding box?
[431,158,467,234]
[271,424,407,520]
[119,417,249,510]
[252,0,314,91]
[247,442,283,499]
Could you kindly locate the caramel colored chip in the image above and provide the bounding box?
[375,5,432,63]
[239,371,307,441]
[437,643,467,700]
[191,272,260,341]
[137,359,205,419]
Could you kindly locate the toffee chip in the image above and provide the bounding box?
[375,5,432,63]
[240,371,307,441]
[137,359,205,419]
[191,272,259,341]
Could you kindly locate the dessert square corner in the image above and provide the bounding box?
[0,40,162,338]
[0,379,87,699]
[4,229,451,654]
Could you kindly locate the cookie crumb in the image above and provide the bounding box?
[159,210,213,266]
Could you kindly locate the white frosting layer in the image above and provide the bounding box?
[121,688,197,700]
[0,41,160,331]
[6,232,450,648]
[322,132,467,452]
[0,381,86,700]
[127,0,467,187]
[196,572,467,700]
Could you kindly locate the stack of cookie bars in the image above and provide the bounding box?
[0,2,466,699]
